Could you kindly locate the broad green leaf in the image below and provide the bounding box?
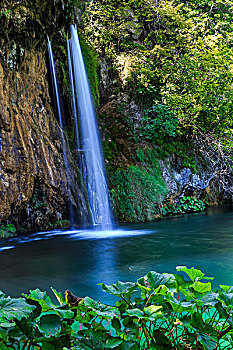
[111,317,121,332]
[7,325,24,339]
[38,313,61,337]
[176,266,213,282]
[153,329,173,346]
[137,272,174,301]
[220,285,233,293]
[191,313,203,329]
[0,343,9,350]
[84,297,120,319]
[193,281,211,294]
[24,289,55,312]
[169,299,195,313]
[218,292,233,307]
[174,274,193,289]
[40,342,56,350]
[178,286,195,301]
[155,285,170,295]
[26,288,73,318]
[99,281,136,298]
[54,304,74,319]
[0,296,35,322]
[115,300,128,313]
[51,288,64,305]
[198,333,217,350]
[105,338,123,348]
[127,308,144,318]
[0,322,16,328]
[199,292,219,306]
[25,297,42,319]
[143,271,175,290]
[202,324,218,340]
[121,341,138,350]
[137,283,150,299]
[144,305,162,316]
[76,329,109,349]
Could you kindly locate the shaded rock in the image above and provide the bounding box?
[160,158,224,205]
[0,0,90,231]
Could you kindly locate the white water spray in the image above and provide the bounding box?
[68,25,113,230]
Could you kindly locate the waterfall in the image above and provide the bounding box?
[67,25,113,230]
[47,38,74,225]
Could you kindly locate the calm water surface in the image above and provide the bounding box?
[0,206,233,303]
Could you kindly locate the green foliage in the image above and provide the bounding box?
[54,0,85,20]
[83,0,233,135]
[0,8,11,18]
[160,196,206,216]
[48,220,71,229]
[59,59,70,97]
[140,103,178,140]
[1,267,233,349]
[161,43,233,134]
[110,147,168,222]
[31,181,48,212]
[0,224,16,239]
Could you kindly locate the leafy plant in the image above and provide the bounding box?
[0,224,16,238]
[48,220,71,229]
[1,267,233,349]
[160,196,206,216]
[140,103,178,140]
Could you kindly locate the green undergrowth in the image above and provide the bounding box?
[108,142,207,222]
[0,223,16,238]
[160,196,206,217]
[48,220,71,230]
[110,147,168,222]
[1,267,233,349]
[139,103,179,140]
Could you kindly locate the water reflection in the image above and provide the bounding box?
[0,206,233,303]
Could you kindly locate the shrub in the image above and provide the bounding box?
[110,148,168,222]
[160,196,206,216]
[140,103,178,141]
[0,224,16,238]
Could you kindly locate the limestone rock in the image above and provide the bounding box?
[0,0,89,232]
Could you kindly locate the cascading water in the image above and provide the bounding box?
[67,25,113,230]
[47,38,74,224]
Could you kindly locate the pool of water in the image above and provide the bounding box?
[0,205,233,303]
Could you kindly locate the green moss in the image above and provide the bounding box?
[79,32,100,107]
[154,138,201,173]
[103,137,118,163]
[110,147,168,222]
[48,220,71,229]
[59,60,70,93]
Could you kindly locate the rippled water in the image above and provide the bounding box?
[0,205,233,303]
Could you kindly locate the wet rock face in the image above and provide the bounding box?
[160,160,224,205]
[1,50,63,230]
[0,0,67,50]
[0,1,89,231]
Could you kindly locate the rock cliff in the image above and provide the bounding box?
[0,0,89,232]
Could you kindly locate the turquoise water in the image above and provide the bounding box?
[0,206,233,303]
